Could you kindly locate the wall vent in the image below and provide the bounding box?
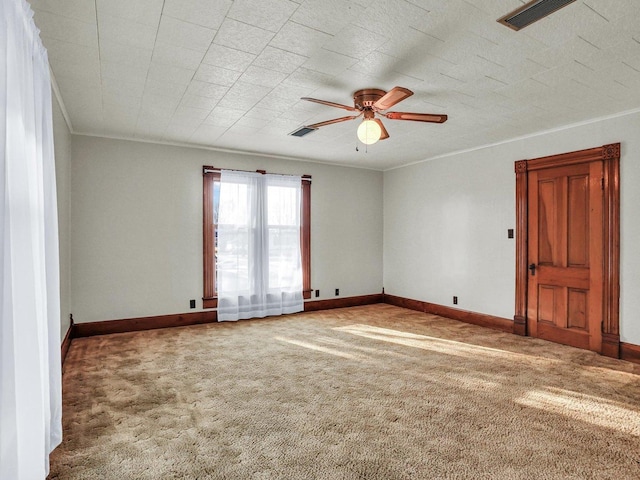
[498,0,578,31]
[289,126,317,137]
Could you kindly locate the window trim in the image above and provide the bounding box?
[202,169,219,308]
[203,167,311,309]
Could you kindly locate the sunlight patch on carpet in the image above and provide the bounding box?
[515,387,640,435]
[334,324,545,361]
[274,336,364,360]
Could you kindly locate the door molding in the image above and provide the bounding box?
[514,143,621,358]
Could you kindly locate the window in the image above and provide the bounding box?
[203,167,311,309]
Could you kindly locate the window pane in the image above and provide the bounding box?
[267,185,298,226]
[217,226,250,293]
[219,182,249,225]
[213,180,220,225]
[267,184,301,290]
[268,226,301,289]
[213,180,220,291]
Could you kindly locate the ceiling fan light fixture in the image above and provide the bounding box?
[357,119,382,145]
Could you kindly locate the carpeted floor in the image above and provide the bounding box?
[49,304,640,479]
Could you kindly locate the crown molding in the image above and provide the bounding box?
[49,68,74,134]
[71,130,384,171]
[385,106,640,172]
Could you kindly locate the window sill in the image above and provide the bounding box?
[205,292,310,308]
[203,298,218,309]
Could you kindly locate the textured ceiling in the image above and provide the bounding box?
[29,0,640,170]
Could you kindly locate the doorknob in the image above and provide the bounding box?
[529,263,536,276]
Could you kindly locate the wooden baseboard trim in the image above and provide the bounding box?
[601,332,621,359]
[61,320,74,367]
[620,342,640,365]
[304,294,383,312]
[384,294,513,333]
[74,310,219,338]
[73,294,384,338]
[513,315,527,336]
[424,302,514,333]
[383,294,425,313]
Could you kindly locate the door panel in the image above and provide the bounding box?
[567,288,587,329]
[537,286,556,324]
[537,322,591,350]
[567,175,589,267]
[538,179,556,265]
[527,161,603,351]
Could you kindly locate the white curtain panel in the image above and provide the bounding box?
[217,170,304,321]
[0,0,62,478]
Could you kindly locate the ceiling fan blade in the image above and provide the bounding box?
[373,87,413,110]
[305,115,360,129]
[385,112,448,123]
[374,118,389,140]
[301,97,358,112]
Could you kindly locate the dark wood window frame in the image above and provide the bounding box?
[514,143,620,358]
[203,166,311,309]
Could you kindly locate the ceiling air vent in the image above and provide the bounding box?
[289,126,317,137]
[498,0,578,31]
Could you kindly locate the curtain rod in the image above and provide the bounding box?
[203,167,311,181]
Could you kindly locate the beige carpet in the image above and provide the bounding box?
[49,304,640,479]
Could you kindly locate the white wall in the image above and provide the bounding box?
[384,109,640,344]
[52,94,72,341]
[70,136,383,323]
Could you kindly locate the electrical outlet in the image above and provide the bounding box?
[335,288,339,296]
[315,289,319,297]
[508,228,514,239]
[453,296,458,305]
[189,299,196,309]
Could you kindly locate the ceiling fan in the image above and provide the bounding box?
[290,87,447,145]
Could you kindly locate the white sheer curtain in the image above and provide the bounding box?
[217,170,304,321]
[0,0,62,478]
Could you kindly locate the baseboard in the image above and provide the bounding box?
[620,342,640,365]
[73,294,384,338]
[424,302,514,333]
[383,294,426,313]
[601,332,621,359]
[513,315,527,336]
[304,293,383,312]
[74,310,219,338]
[69,293,640,364]
[384,294,513,333]
[61,318,74,367]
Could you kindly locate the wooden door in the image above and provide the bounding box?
[526,160,603,351]
[515,144,620,357]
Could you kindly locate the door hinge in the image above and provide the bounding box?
[601,178,605,190]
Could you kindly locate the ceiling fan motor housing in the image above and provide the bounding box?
[354,89,386,110]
